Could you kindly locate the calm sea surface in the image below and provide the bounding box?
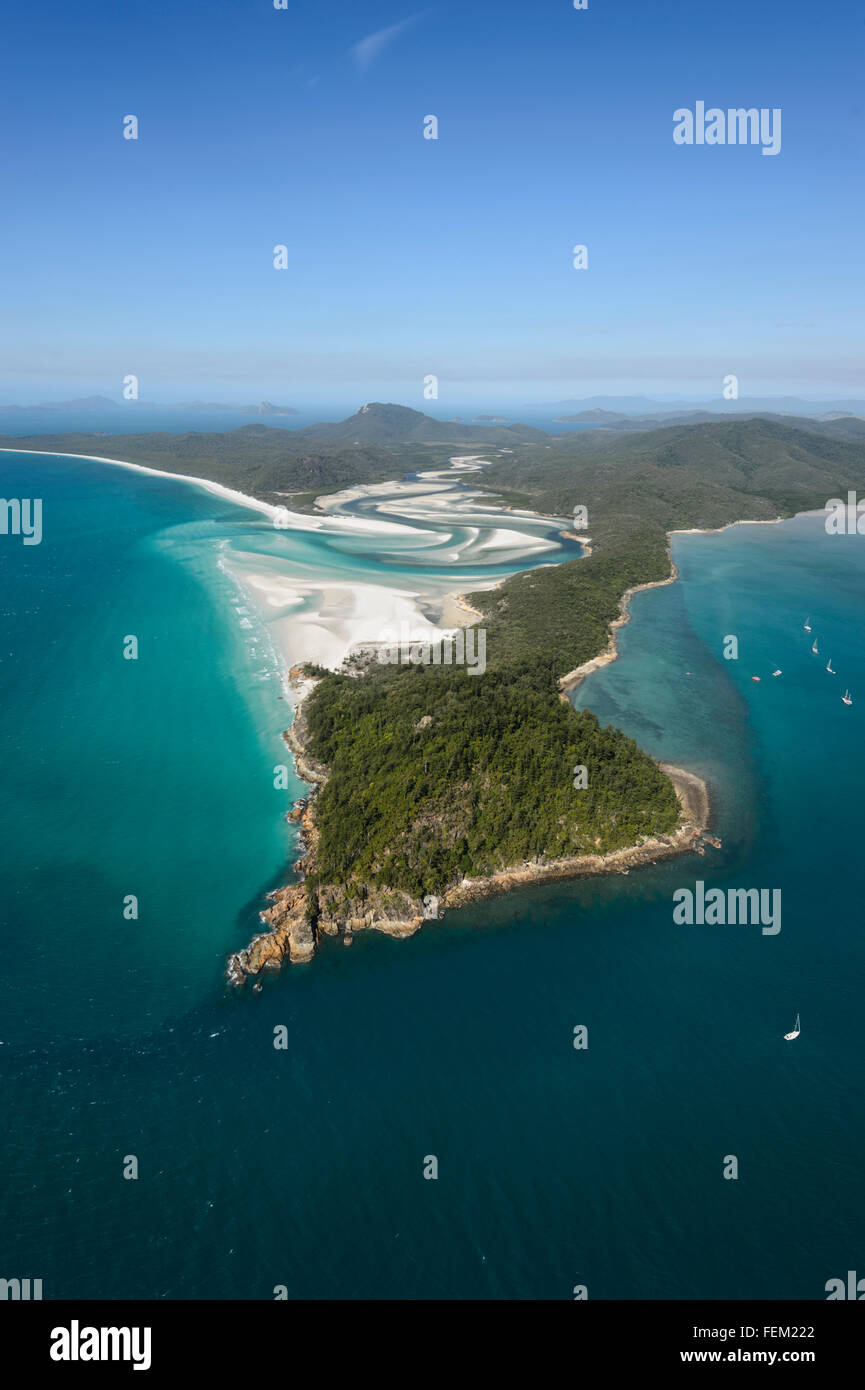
[1,449,861,1299]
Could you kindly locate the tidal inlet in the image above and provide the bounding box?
[1,0,863,1356]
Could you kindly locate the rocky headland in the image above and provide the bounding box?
[226,663,717,986]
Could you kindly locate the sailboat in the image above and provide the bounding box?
[842,689,853,706]
[811,639,819,655]
[804,618,812,632]
[784,1013,800,1041]
[826,659,835,674]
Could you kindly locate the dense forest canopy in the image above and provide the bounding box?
[304,662,680,896]
[10,409,865,899]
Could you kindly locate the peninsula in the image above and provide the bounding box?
[8,406,865,980]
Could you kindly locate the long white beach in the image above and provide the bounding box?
[1,445,570,682]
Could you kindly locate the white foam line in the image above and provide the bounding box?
[2,443,574,678]
[0,447,440,540]
[0,446,281,521]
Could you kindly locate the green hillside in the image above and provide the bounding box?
[9,409,864,903]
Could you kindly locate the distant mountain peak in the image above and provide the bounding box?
[354,401,424,419]
[254,400,298,415]
[290,401,546,446]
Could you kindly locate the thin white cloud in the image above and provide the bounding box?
[351,12,426,71]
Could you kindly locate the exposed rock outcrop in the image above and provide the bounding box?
[316,884,424,939]
[226,884,315,984]
[227,662,717,987]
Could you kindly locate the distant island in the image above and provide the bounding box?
[554,408,630,424]
[535,393,865,416]
[8,404,865,978]
[0,395,299,416]
[554,407,865,435]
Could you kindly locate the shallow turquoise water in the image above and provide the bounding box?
[1,454,862,1300]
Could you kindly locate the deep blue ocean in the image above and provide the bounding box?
[1,447,863,1300]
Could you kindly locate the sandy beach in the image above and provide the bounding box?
[226,563,456,672]
[4,446,800,703]
[440,592,486,627]
[220,454,566,674]
[4,446,566,683]
[0,446,283,522]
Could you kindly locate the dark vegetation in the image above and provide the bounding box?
[468,416,865,673]
[10,408,865,898]
[304,662,680,893]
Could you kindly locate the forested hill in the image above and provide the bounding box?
[7,406,864,707]
[8,408,865,903]
[483,416,865,527]
[300,416,865,902]
[3,409,862,522]
[6,409,862,682]
[0,402,543,505]
[0,422,417,505]
[465,418,865,675]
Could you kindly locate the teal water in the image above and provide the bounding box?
[1,454,863,1300]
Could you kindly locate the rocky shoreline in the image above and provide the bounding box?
[438,767,715,913]
[226,655,717,985]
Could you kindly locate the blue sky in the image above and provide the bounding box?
[0,0,862,408]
